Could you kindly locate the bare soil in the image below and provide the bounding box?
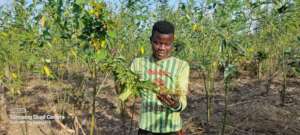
[0,71,300,135]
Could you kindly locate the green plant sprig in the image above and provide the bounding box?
[100,56,159,102]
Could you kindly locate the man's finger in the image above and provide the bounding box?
[157,95,169,104]
[157,94,176,107]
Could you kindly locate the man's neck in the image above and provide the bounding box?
[152,55,171,62]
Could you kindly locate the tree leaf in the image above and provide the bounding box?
[108,31,116,38]
[43,65,53,78]
[118,87,133,102]
[224,64,237,80]
[95,49,107,62]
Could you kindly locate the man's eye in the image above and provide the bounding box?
[155,41,160,44]
[153,41,172,46]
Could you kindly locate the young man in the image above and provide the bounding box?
[130,20,189,135]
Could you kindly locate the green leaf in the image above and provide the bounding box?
[284,47,292,55]
[95,49,107,62]
[118,87,133,102]
[76,0,90,5]
[108,31,116,38]
[224,64,238,80]
[294,67,300,74]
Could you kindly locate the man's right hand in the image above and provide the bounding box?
[157,93,180,109]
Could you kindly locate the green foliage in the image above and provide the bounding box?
[100,56,158,102]
[0,0,298,104]
[224,64,238,81]
[254,51,268,62]
[0,1,299,134]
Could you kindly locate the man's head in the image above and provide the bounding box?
[150,20,175,60]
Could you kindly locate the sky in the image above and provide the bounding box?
[0,0,197,10]
[0,0,13,6]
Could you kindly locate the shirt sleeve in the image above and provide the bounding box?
[130,59,137,72]
[170,62,189,112]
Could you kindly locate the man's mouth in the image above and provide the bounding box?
[157,52,165,56]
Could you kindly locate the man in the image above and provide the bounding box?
[130,20,189,135]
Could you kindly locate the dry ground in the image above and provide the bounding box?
[0,70,300,135]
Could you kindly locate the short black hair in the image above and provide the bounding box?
[151,20,175,37]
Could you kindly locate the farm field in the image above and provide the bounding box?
[0,0,300,135]
[1,72,300,135]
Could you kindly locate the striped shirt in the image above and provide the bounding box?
[130,56,189,133]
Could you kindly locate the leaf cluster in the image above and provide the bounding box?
[100,56,158,102]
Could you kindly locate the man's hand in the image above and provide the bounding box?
[157,94,180,109]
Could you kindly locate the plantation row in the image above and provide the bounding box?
[1,0,299,96]
[0,0,300,134]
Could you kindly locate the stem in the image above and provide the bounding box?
[202,71,210,124]
[90,84,96,135]
[208,70,214,125]
[221,79,229,135]
[128,98,136,135]
[25,120,28,135]
[96,73,110,96]
[265,71,272,95]
[207,89,212,125]
[281,74,286,106]
[111,72,126,135]
[265,59,271,95]
[90,62,97,135]
[280,51,287,106]
[258,62,261,80]
[121,102,126,135]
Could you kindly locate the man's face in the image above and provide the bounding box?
[151,31,174,60]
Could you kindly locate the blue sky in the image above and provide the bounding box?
[0,0,13,6]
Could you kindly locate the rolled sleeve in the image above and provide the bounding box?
[130,59,137,72]
[170,62,189,112]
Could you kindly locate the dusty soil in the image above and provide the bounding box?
[0,71,300,135]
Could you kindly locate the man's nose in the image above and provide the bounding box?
[158,44,167,49]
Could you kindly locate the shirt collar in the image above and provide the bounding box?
[150,55,173,63]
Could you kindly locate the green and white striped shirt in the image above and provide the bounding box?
[130,56,189,133]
